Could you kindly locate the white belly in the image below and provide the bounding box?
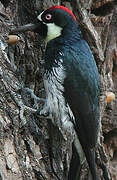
[44,64,85,164]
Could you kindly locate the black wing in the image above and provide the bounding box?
[63,40,100,148]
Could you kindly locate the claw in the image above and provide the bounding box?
[35,108,50,119]
[39,108,49,117]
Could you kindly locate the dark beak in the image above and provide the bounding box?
[10,22,42,34]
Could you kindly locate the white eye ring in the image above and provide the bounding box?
[45,14,52,20]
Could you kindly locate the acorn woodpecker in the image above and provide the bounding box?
[11,6,100,180]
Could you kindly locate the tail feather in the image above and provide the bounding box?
[68,142,98,180]
[83,147,98,180]
[68,143,81,180]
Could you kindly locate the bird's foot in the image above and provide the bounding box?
[36,107,51,119]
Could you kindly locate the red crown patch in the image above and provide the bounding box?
[48,6,76,21]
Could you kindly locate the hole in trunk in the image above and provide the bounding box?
[91,2,114,16]
[0,0,10,8]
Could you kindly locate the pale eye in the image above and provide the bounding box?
[45,14,52,20]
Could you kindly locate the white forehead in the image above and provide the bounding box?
[37,11,44,21]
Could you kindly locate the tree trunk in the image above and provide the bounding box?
[0,0,117,179]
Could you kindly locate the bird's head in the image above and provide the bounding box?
[11,6,77,42]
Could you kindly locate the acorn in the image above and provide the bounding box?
[8,35,20,45]
[106,92,115,103]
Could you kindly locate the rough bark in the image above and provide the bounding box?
[0,0,117,180]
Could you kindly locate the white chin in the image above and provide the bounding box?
[46,23,62,42]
